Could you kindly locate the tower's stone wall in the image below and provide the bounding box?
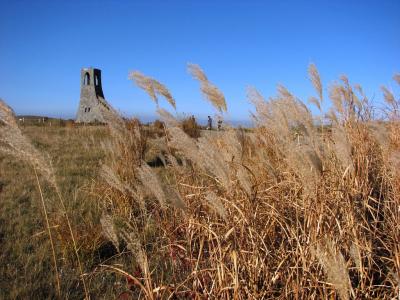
[76,68,109,123]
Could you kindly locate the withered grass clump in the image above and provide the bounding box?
[180,115,201,139]
[1,66,400,299]
[95,65,400,299]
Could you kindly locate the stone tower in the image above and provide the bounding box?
[76,67,109,123]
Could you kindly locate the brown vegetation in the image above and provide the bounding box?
[180,115,201,139]
[1,65,400,299]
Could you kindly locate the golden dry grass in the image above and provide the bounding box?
[1,66,400,299]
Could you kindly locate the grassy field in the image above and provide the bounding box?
[1,66,400,299]
[0,126,108,298]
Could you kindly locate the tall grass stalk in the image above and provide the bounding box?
[33,168,61,297]
[54,187,89,299]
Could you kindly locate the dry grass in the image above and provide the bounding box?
[180,115,201,139]
[129,71,176,110]
[1,65,400,299]
[0,124,111,298]
[188,63,227,113]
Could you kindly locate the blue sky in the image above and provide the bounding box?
[0,0,399,122]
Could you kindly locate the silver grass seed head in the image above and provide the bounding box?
[308,63,323,102]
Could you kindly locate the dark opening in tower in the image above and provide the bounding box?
[84,72,90,85]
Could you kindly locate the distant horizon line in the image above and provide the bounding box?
[15,113,254,126]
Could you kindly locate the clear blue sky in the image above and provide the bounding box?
[0,0,399,121]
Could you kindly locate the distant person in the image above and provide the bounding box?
[207,116,212,130]
[217,119,222,131]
